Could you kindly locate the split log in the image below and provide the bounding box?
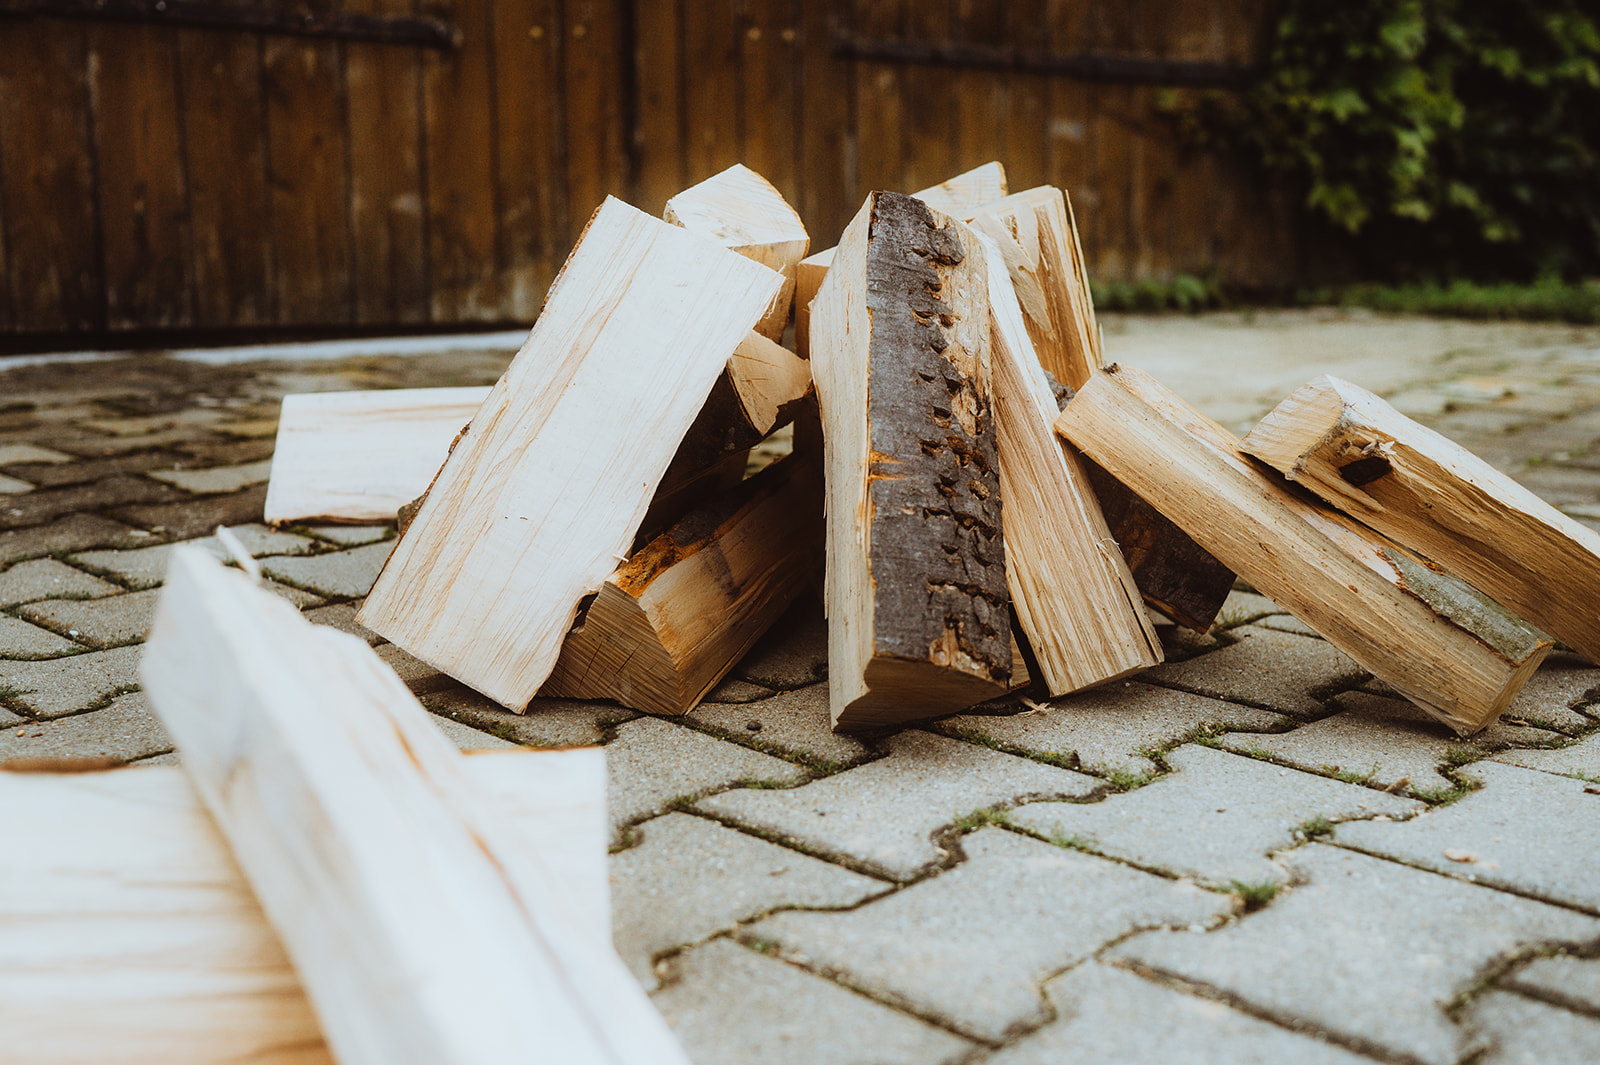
[969,185,1100,390]
[1057,366,1551,735]
[262,386,489,525]
[795,161,1009,358]
[543,452,823,716]
[665,162,809,341]
[141,546,687,1065]
[1244,374,1600,663]
[0,748,607,1065]
[979,232,1162,693]
[358,197,783,710]
[812,191,1010,730]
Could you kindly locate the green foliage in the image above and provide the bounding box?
[1226,879,1282,911]
[1090,274,1226,313]
[1306,277,1600,322]
[1172,0,1600,281]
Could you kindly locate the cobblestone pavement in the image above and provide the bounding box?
[5,312,1600,1064]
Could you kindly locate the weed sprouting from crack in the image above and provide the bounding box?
[1322,763,1378,785]
[1443,743,1485,767]
[1224,879,1281,912]
[1296,815,1336,841]
[951,806,1012,832]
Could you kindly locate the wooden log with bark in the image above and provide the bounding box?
[979,232,1162,694]
[357,197,783,710]
[1243,374,1600,663]
[141,545,687,1065]
[0,748,608,1065]
[969,185,1100,391]
[795,161,1009,358]
[811,191,1010,730]
[1057,365,1552,735]
[543,452,824,716]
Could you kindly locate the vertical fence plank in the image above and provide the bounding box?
[493,0,565,315]
[633,0,686,216]
[950,0,1004,175]
[1000,0,1047,194]
[681,0,742,183]
[741,0,802,209]
[178,27,275,327]
[263,35,354,324]
[347,0,429,324]
[1044,0,1094,238]
[563,0,628,231]
[796,0,854,244]
[0,22,102,332]
[423,0,500,320]
[852,0,903,193]
[897,0,953,194]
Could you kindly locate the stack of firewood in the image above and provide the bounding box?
[265,162,1600,738]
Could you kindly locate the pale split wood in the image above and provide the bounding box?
[1057,366,1551,735]
[727,328,813,436]
[262,386,490,525]
[1243,374,1600,665]
[0,749,607,1065]
[795,161,1010,358]
[979,233,1161,694]
[357,196,783,710]
[969,185,1101,390]
[542,451,823,716]
[812,191,1009,730]
[140,546,688,1065]
[664,162,809,341]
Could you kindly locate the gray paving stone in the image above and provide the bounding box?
[1504,953,1600,1012]
[1110,844,1600,1065]
[609,716,807,842]
[0,644,140,717]
[1221,692,1565,795]
[1215,590,1285,628]
[1506,652,1600,725]
[1143,627,1366,718]
[0,615,84,657]
[423,686,623,749]
[0,691,170,763]
[1012,744,1421,886]
[260,539,394,598]
[651,938,973,1065]
[701,676,775,704]
[146,458,273,494]
[1335,761,1600,913]
[0,473,33,494]
[301,602,380,644]
[424,712,517,753]
[748,828,1232,1041]
[79,408,226,437]
[1464,990,1600,1065]
[688,683,869,770]
[699,730,1098,879]
[1492,731,1600,779]
[0,513,144,565]
[73,525,317,588]
[373,642,452,693]
[303,524,391,546]
[612,812,886,989]
[1255,612,1323,638]
[942,681,1287,778]
[0,558,119,607]
[986,962,1377,1065]
[0,474,181,529]
[0,443,73,466]
[20,588,161,647]
[731,598,827,690]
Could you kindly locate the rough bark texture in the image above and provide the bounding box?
[865,193,1009,686]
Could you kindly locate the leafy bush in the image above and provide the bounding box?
[1172,1,1600,282]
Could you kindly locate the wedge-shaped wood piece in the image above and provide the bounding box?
[970,185,1100,390]
[980,233,1161,693]
[1244,374,1600,664]
[358,197,783,709]
[141,546,690,1065]
[544,452,823,716]
[0,749,607,1065]
[796,161,1009,358]
[665,163,809,341]
[812,191,1010,730]
[263,386,491,525]
[1057,366,1552,735]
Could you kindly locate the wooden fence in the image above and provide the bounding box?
[0,0,1293,338]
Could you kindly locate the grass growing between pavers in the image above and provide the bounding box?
[1223,880,1281,912]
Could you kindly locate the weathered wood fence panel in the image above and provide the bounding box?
[0,0,1291,338]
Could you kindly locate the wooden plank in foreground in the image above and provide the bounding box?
[0,749,607,1065]
[543,452,823,716]
[1243,374,1600,664]
[141,546,687,1065]
[981,233,1161,694]
[795,161,1009,358]
[812,191,1010,730]
[1057,365,1551,735]
[665,162,809,341]
[357,197,783,710]
[262,386,490,525]
[969,185,1101,391]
